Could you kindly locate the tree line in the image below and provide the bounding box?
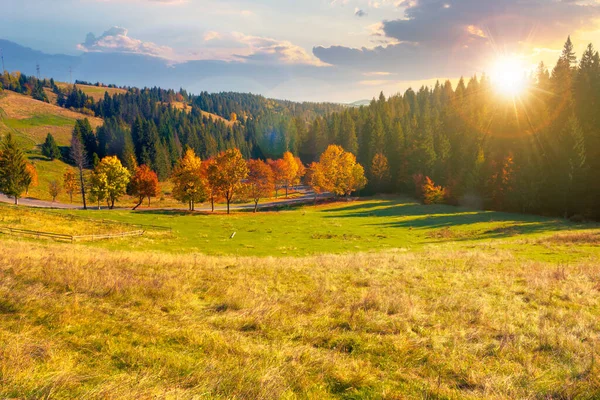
[297,37,599,220]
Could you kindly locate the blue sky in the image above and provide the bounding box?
[2,0,600,102]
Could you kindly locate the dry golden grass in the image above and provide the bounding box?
[0,91,103,146]
[158,101,237,127]
[1,239,598,399]
[55,83,127,102]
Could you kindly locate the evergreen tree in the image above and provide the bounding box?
[41,133,61,160]
[0,133,32,205]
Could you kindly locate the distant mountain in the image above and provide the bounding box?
[0,39,349,102]
[0,40,78,82]
[348,99,371,107]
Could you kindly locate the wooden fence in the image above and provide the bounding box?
[0,227,145,242]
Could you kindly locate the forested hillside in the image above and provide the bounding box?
[300,38,600,220]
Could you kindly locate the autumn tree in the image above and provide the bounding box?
[371,153,390,192]
[317,145,367,197]
[268,158,288,198]
[282,151,299,197]
[48,180,61,202]
[172,149,206,211]
[88,170,108,210]
[306,162,326,204]
[70,131,88,209]
[246,159,275,212]
[63,169,78,203]
[93,156,131,209]
[25,163,38,195]
[202,157,221,212]
[294,156,306,188]
[209,148,248,214]
[41,133,61,160]
[0,133,32,205]
[421,176,447,205]
[129,164,160,210]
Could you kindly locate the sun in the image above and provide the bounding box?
[490,56,528,97]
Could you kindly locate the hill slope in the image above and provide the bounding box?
[0,90,104,203]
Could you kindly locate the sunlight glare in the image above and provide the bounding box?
[490,56,528,97]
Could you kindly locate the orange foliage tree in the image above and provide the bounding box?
[421,176,447,205]
[25,163,38,195]
[305,162,326,204]
[201,157,222,212]
[172,149,207,211]
[268,158,288,199]
[129,164,161,210]
[208,148,248,214]
[245,159,275,212]
[63,169,78,203]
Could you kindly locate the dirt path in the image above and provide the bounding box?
[0,190,330,212]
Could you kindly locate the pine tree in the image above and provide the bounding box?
[0,133,32,205]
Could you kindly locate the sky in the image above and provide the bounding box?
[2,0,600,102]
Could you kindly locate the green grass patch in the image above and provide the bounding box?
[3,114,75,130]
[39,198,600,261]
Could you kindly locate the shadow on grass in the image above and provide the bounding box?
[322,197,595,240]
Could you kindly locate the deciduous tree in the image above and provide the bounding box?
[129,164,160,210]
[48,180,61,202]
[25,163,38,195]
[246,159,274,212]
[282,151,299,197]
[268,158,288,198]
[209,148,248,214]
[371,153,390,192]
[63,169,78,203]
[93,156,131,209]
[172,149,206,211]
[70,131,88,209]
[317,145,367,197]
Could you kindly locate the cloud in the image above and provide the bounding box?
[314,0,600,80]
[355,8,368,17]
[232,33,328,66]
[78,27,174,59]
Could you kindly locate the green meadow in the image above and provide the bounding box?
[14,197,599,260]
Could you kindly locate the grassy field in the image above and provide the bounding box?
[0,91,103,146]
[1,236,598,398]
[1,199,599,398]
[42,198,600,262]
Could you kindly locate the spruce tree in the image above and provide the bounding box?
[0,133,32,205]
[41,133,61,160]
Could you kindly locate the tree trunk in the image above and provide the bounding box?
[14,196,18,205]
[78,167,87,210]
[285,186,288,198]
[133,197,143,210]
[211,197,214,212]
[148,197,151,207]
[227,197,231,214]
[254,200,258,213]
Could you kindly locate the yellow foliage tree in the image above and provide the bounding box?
[63,169,78,203]
[93,156,131,209]
[317,145,367,197]
[172,149,207,211]
[282,151,299,198]
[371,153,390,192]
